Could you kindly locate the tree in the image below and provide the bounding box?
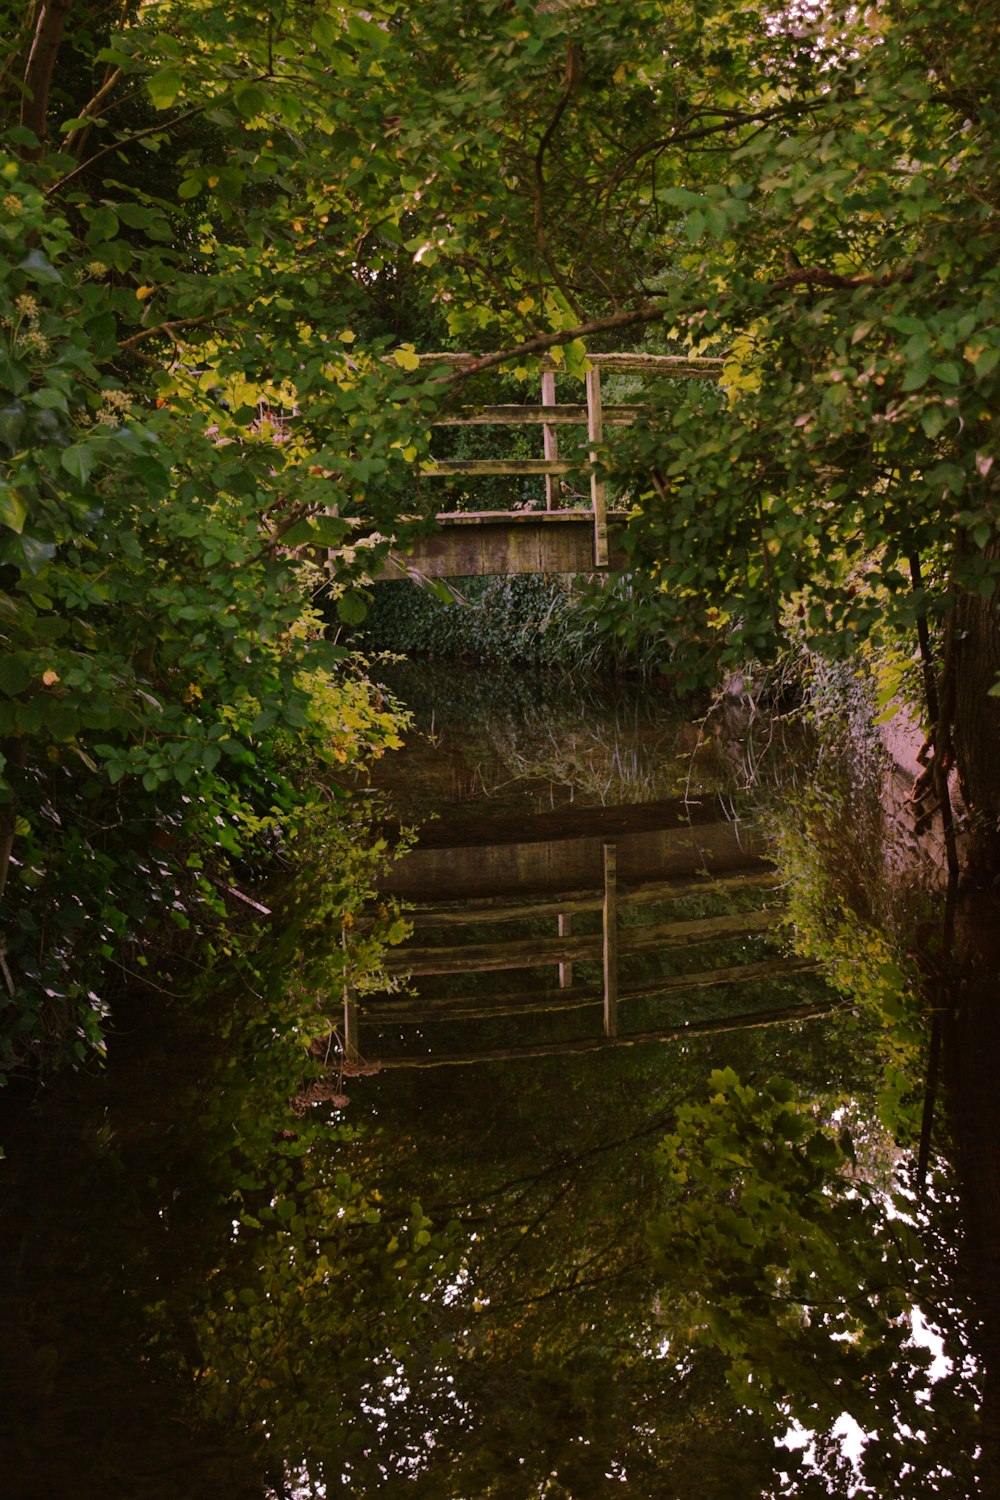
[0,0,434,1067]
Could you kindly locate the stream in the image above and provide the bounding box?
[0,659,983,1498]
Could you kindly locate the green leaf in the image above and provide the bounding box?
[116,202,160,228]
[685,210,706,243]
[60,445,97,485]
[0,485,27,535]
[311,514,352,545]
[5,125,40,150]
[233,83,269,120]
[336,590,368,625]
[932,361,962,386]
[658,186,706,209]
[901,361,930,392]
[281,518,321,548]
[302,639,349,669]
[147,66,183,110]
[86,205,119,242]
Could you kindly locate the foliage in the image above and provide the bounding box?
[358,570,677,675]
[0,963,460,1499]
[0,2,434,1072]
[753,658,936,1135]
[650,1066,977,1495]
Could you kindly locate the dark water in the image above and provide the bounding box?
[0,661,978,1498]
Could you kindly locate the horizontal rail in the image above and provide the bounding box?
[411,507,617,525]
[367,998,839,1069]
[374,869,780,931]
[383,908,786,977]
[433,404,643,426]
[420,459,580,477]
[414,352,724,377]
[365,957,816,1025]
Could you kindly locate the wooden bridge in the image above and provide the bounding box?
[375,351,722,580]
[343,803,832,1070]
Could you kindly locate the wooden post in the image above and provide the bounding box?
[558,912,573,989]
[343,928,359,1060]
[587,366,608,567]
[541,370,560,510]
[602,841,618,1038]
[344,985,359,1060]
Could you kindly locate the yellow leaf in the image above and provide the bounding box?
[136,285,154,300]
[393,344,420,371]
[516,295,535,315]
[339,328,356,343]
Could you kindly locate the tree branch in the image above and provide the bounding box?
[441,305,667,382]
[117,312,224,353]
[48,105,208,193]
[62,65,126,155]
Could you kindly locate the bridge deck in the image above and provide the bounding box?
[375,508,631,579]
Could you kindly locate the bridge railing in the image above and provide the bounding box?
[341,855,822,1070]
[412,351,722,568]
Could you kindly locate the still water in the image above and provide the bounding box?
[0,661,979,1498]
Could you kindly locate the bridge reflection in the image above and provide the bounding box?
[347,801,831,1068]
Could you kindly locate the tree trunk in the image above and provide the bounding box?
[951,552,1000,883]
[20,0,72,157]
[945,892,1000,1494]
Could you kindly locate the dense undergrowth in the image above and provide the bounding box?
[354,571,677,676]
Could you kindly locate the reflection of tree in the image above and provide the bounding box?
[650,1069,977,1497]
[1,840,981,1495]
[0,985,453,1499]
[671,684,992,1493]
[343,1019,892,1497]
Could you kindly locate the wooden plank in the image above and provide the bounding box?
[382,823,769,903]
[362,956,820,1023]
[433,404,643,426]
[343,987,359,1059]
[375,515,631,579]
[583,353,724,376]
[541,370,560,510]
[587,366,608,567]
[370,993,597,1023]
[420,459,578,477]
[603,842,618,1037]
[383,907,786,977]
[422,508,613,525]
[372,868,779,930]
[412,352,724,377]
[368,999,840,1069]
[558,912,573,988]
